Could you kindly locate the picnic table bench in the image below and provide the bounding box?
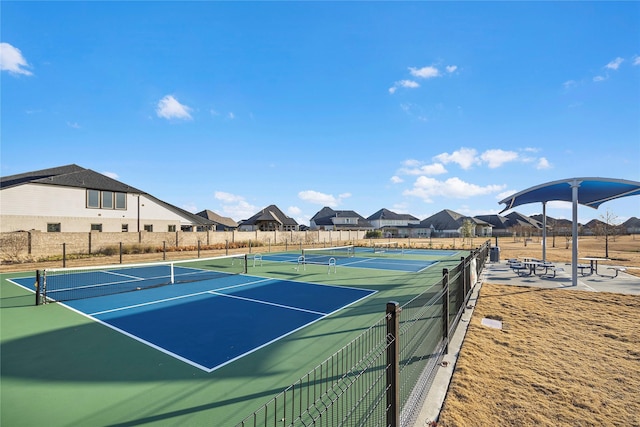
[605,266,626,278]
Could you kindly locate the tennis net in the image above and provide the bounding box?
[372,241,401,253]
[302,245,354,264]
[37,254,248,303]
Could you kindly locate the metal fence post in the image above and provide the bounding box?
[461,256,468,312]
[119,242,123,264]
[62,243,66,268]
[386,301,401,427]
[442,268,450,354]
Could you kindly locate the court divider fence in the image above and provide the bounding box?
[236,240,490,427]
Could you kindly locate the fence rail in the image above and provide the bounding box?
[236,240,490,427]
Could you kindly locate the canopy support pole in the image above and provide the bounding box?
[571,180,581,287]
[542,202,547,262]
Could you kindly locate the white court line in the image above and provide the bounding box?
[207,290,328,316]
[89,277,274,316]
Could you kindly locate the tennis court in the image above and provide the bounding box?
[255,244,456,273]
[10,259,375,372]
[1,246,466,426]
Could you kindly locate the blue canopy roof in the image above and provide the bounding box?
[499,177,640,212]
[498,177,640,287]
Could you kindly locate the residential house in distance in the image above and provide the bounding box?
[416,209,492,238]
[622,217,640,234]
[474,214,512,237]
[475,212,542,237]
[310,207,373,231]
[237,205,299,232]
[196,210,238,231]
[530,214,572,235]
[367,208,420,238]
[0,164,214,233]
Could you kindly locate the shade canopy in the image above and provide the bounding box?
[499,177,640,213]
[498,177,640,287]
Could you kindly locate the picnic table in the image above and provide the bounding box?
[579,257,610,275]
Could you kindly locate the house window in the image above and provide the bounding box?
[115,192,126,209]
[47,223,61,232]
[102,191,114,209]
[168,225,176,232]
[144,224,153,232]
[122,224,129,232]
[87,190,100,208]
[91,224,103,232]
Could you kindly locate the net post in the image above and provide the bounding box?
[198,240,201,258]
[62,243,66,268]
[35,270,41,306]
[119,242,123,264]
[170,262,175,284]
[244,254,248,274]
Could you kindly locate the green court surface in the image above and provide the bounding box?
[0,249,465,426]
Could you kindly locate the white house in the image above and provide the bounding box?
[309,207,373,231]
[0,164,214,233]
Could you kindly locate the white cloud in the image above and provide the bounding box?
[400,162,447,176]
[66,121,81,129]
[403,159,422,167]
[409,66,440,79]
[563,80,578,90]
[398,80,419,88]
[536,157,552,170]
[634,56,640,66]
[479,149,519,168]
[390,176,403,184]
[496,189,517,201]
[434,148,479,170]
[156,95,193,120]
[214,191,256,220]
[298,190,350,207]
[181,203,198,213]
[389,79,420,94]
[446,65,458,73]
[605,57,624,70]
[215,191,244,203]
[0,43,33,76]
[593,75,607,82]
[403,176,505,202]
[288,206,302,216]
[102,171,119,179]
[227,112,235,120]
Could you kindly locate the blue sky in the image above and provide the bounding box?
[2,2,639,225]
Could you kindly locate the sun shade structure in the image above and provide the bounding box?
[499,177,640,287]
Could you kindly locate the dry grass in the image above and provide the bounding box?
[437,284,640,427]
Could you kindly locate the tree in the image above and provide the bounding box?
[461,219,475,245]
[599,209,620,258]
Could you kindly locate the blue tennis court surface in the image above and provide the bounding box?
[258,253,439,272]
[11,274,375,372]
